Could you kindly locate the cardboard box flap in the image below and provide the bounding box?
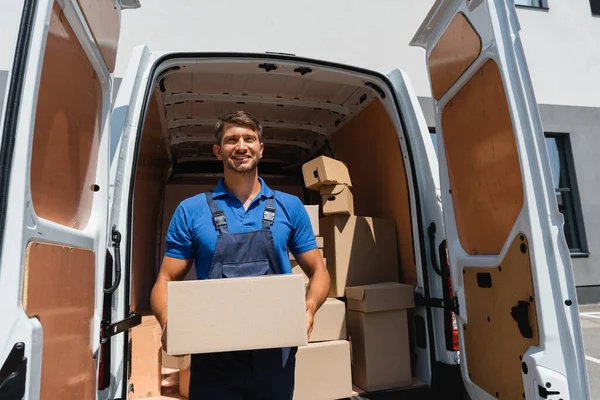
[302,156,353,190]
[346,282,415,313]
[320,184,349,196]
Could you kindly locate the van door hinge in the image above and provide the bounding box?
[415,293,459,315]
[101,312,142,343]
[0,342,27,399]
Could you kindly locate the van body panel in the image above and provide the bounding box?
[106,45,160,400]
[412,0,589,398]
[0,0,120,398]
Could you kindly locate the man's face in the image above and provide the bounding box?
[213,124,263,174]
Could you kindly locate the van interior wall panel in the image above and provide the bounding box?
[75,0,119,72]
[331,100,416,285]
[30,2,102,230]
[132,95,170,312]
[462,234,539,399]
[22,242,96,400]
[439,59,524,255]
[429,12,482,100]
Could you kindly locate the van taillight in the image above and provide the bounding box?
[440,241,459,352]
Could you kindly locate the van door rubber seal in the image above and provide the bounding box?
[0,0,38,260]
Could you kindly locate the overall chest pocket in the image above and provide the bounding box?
[222,259,270,278]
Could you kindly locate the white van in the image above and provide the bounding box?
[0,0,590,399]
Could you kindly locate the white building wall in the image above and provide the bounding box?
[113,0,600,108]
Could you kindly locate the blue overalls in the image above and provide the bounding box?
[187,192,297,400]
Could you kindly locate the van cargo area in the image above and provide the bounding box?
[116,56,463,399]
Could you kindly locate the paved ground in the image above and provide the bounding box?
[580,304,600,399]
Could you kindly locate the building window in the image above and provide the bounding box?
[591,0,600,15]
[515,0,548,8]
[429,129,588,256]
[545,133,588,256]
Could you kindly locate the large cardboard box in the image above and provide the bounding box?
[302,156,352,190]
[346,283,414,392]
[304,205,320,236]
[167,274,307,355]
[310,298,347,343]
[293,340,353,400]
[130,315,162,399]
[320,215,399,297]
[321,184,354,216]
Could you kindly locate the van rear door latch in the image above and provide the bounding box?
[101,312,142,343]
[415,293,459,314]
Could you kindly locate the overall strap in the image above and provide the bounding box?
[206,192,229,234]
[262,196,276,230]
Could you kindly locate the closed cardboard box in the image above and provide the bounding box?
[302,156,352,190]
[310,298,347,343]
[304,205,320,236]
[346,283,414,392]
[320,216,399,297]
[161,350,191,370]
[130,315,162,399]
[346,282,415,312]
[167,274,307,355]
[321,184,354,216]
[293,340,353,400]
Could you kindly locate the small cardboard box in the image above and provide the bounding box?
[130,315,162,399]
[310,298,347,343]
[161,350,191,370]
[320,215,399,297]
[346,283,414,392]
[167,274,307,355]
[321,184,354,216]
[293,340,353,400]
[304,205,320,236]
[302,156,353,190]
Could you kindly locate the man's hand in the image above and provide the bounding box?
[295,248,330,340]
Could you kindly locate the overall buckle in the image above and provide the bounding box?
[263,206,276,224]
[212,210,227,228]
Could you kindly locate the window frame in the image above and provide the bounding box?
[514,0,550,10]
[544,132,589,257]
[429,128,589,257]
[591,0,600,16]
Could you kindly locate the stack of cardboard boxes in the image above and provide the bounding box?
[291,202,353,400]
[301,155,415,394]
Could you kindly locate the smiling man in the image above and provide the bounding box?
[150,110,330,399]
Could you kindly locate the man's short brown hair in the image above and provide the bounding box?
[214,110,263,145]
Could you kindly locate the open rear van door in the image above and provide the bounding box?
[411,0,589,399]
[0,0,132,398]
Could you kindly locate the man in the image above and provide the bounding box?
[150,110,330,399]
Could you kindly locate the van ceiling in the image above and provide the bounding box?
[152,60,380,171]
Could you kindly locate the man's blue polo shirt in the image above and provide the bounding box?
[165,177,318,279]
